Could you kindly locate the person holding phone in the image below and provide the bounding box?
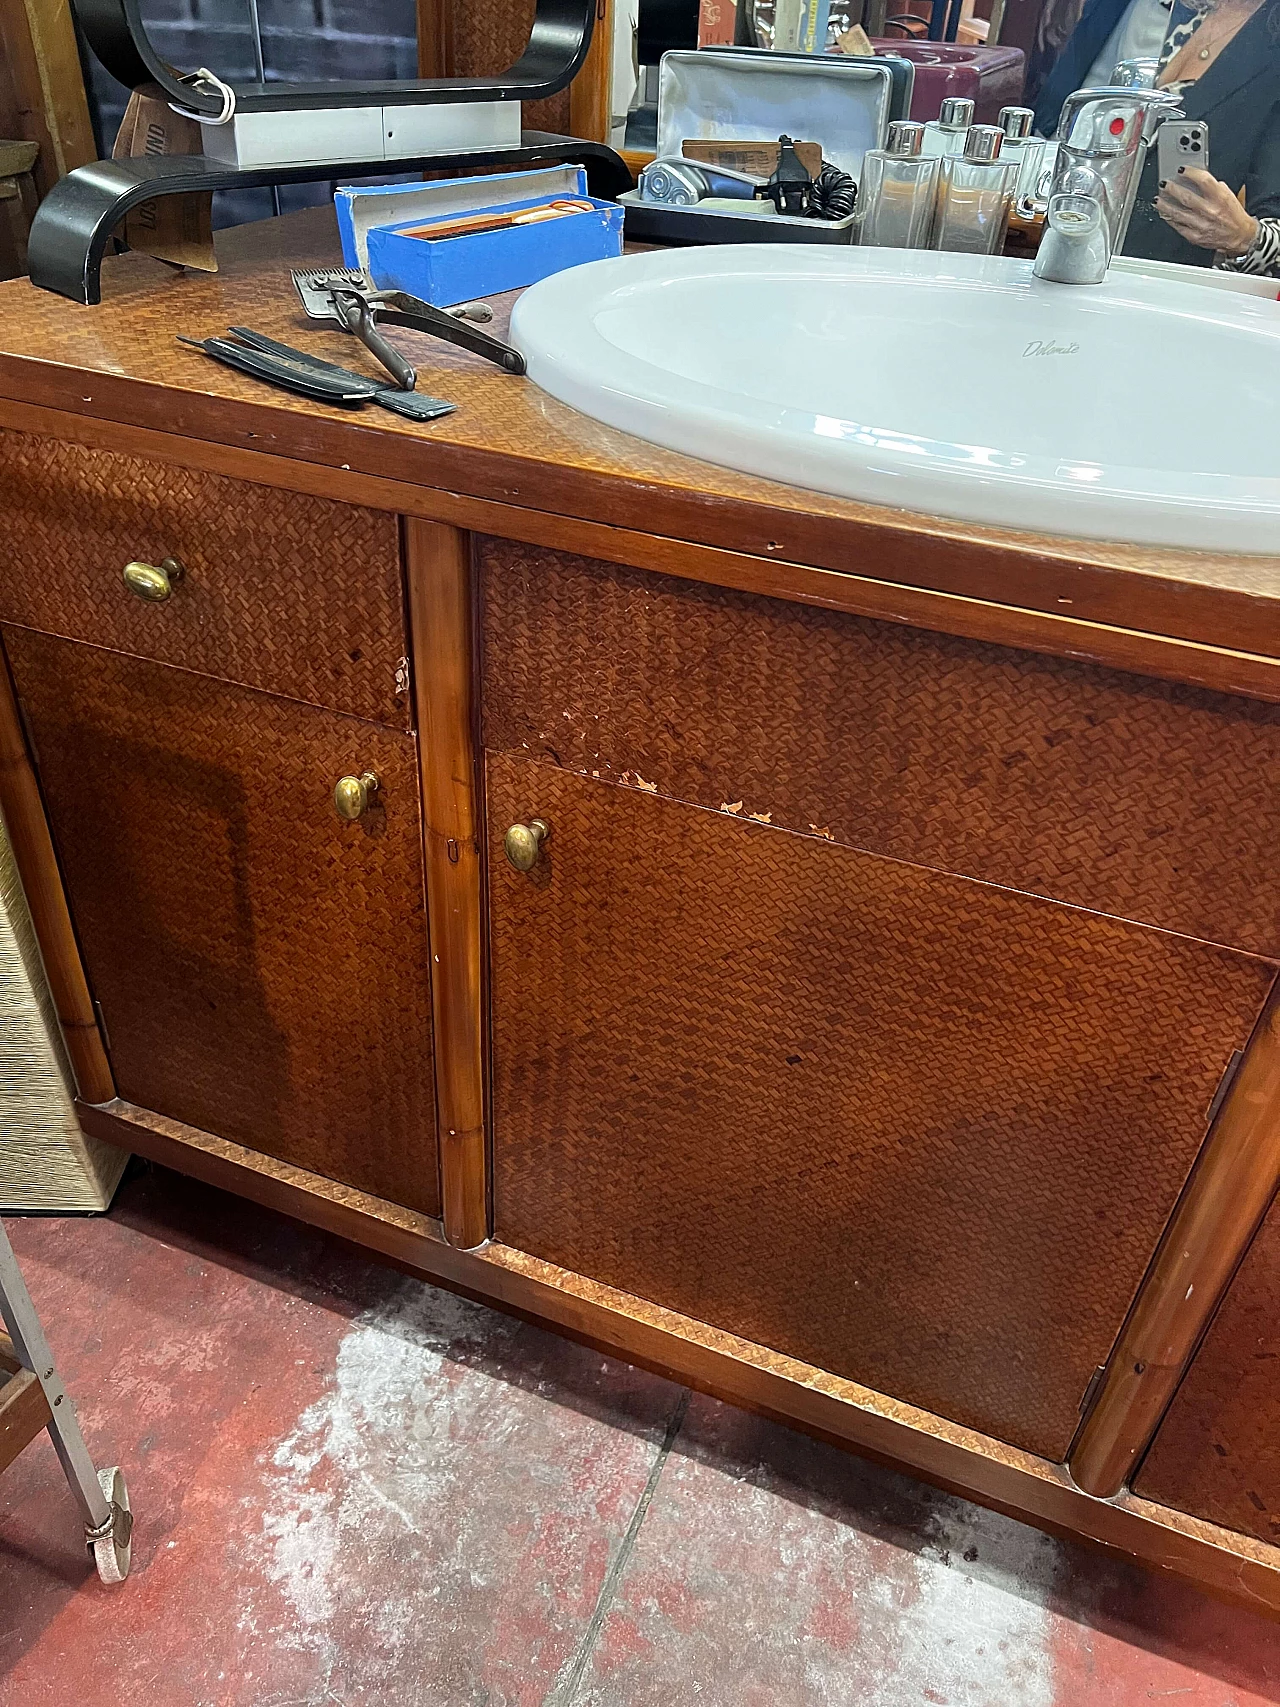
[1035,0,1280,271]
[1125,0,1280,271]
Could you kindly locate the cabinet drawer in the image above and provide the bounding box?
[489,755,1275,1461]
[6,627,439,1216]
[0,431,409,727]
[480,539,1280,957]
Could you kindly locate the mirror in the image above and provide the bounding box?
[619,0,1277,274]
[1028,0,1280,270]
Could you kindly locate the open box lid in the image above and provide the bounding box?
[336,166,589,270]
[654,49,901,181]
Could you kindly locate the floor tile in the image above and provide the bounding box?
[0,1170,681,1707]
[570,1394,1280,1707]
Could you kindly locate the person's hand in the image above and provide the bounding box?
[1156,167,1259,256]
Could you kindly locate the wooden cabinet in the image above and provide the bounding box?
[0,387,1277,1599]
[1134,1196,1280,1544]
[4,628,440,1217]
[9,190,1280,1606]
[486,753,1274,1460]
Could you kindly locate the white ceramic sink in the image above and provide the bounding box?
[510,246,1280,553]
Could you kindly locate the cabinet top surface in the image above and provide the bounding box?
[1,207,1278,619]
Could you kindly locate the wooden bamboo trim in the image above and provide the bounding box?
[75,1094,1280,1613]
[0,645,113,1103]
[569,0,612,143]
[415,0,453,78]
[1070,982,1280,1498]
[0,1330,20,1374]
[0,0,96,197]
[0,1366,51,1475]
[414,0,609,135]
[405,520,488,1249]
[2,399,1278,705]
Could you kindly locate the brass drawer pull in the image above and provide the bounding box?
[122,557,185,602]
[504,818,549,872]
[334,772,379,821]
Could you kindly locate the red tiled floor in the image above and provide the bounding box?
[572,1395,1280,1706]
[0,1169,681,1706]
[1,1165,1279,1706]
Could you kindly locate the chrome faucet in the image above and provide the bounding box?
[1110,57,1160,89]
[1033,86,1183,283]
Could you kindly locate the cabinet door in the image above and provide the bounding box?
[6,629,440,1217]
[1134,1198,1280,1543]
[488,754,1275,1461]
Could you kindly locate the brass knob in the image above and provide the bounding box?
[334,772,379,821]
[504,818,549,872]
[122,557,185,602]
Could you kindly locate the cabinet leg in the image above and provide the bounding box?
[1070,981,1280,1497]
[405,520,488,1249]
[0,638,114,1104]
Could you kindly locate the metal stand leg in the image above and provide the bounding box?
[0,1218,132,1581]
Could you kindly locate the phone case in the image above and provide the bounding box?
[1158,118,1210,186]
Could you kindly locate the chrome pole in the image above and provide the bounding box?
[245,0,283,217]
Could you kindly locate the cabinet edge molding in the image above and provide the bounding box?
[0,641,114,1103]
[405,519,488,1249]
[1071,978,1280,1498]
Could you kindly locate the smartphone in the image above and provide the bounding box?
[1158,118,1210,188]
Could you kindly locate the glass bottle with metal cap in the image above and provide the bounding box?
[996,105,1046,207]
[931,124,1019,254]
[857,120,941,250]
[920,97,977,158]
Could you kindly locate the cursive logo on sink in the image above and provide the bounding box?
[1023,338,1081,358]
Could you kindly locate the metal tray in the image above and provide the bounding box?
[622,47,904,246]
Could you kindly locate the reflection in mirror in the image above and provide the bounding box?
[135,0,420,88]
[90,0,420,227]
[1031,0,1280,272]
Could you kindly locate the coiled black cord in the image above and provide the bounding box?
[808,162,857,221]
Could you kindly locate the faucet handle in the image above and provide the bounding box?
[1058,88,1149,152]
[1140,91,1185,141]
[1056,86,1182,156]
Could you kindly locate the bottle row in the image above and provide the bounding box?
[859,100,1044,256]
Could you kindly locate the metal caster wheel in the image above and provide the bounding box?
[87,1466,132,1583]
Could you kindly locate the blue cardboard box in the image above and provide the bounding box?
[335,167,624,307]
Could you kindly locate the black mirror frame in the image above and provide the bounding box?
[72,0,597,113]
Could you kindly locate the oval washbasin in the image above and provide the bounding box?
[509,245,1280,553]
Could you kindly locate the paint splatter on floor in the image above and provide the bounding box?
[1,1166,1279,1706]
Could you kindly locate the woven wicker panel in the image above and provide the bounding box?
[0,431,409,728]
[1135,1197,1280,1542]
[488,755,1276,1459]
[6,629,440,1217]
[479,540,1280,957]
[446,0,573,134]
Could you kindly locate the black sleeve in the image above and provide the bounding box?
[1245,97,1280,223]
